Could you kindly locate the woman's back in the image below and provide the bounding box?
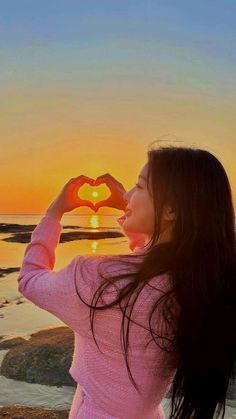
[18,145,236,418]
[18,214,177,418]
[68,254,177,418]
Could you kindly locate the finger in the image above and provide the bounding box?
[71,176,95,185]
[85,177,96,186]
[95,173,109,180]
[96,174,122,188]
[94,199,110,210]
[94,178,102,186]
[79,200,96,210]
[94,175,114,187]
[94,173,111,182]
[93,175,106,186]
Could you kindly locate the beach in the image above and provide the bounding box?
[0,214,235,418]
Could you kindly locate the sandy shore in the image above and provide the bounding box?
[0,221,235,417]
[0,406,69,418]
[0,272,65,340]
[0,292,235,418]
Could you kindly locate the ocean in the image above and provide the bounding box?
[0,214,235,417]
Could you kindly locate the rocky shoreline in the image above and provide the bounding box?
[0,327,75,418]
[0,295,28,321]
[0,405,69,418]
[0,221,124,281]
[0,326,235,418]
[0,327,77,387]
[0,222,235,417]
[0,221,124,244]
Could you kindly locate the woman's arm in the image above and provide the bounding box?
[17,215,97,335]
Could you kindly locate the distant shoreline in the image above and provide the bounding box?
[0,222,125,279]
[0,222,124,244]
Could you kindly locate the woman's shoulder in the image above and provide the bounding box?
[75,253,171,286]
[74,253,173,301]
[76,252,145,268]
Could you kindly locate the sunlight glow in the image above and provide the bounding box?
[77,183,111,206]
[89,215,99,229]
[91,241,99,252]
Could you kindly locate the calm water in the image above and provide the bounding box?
[0,213,132,273]
[0,214,236,416]
[0,212,135,411]
[0,212,132,336]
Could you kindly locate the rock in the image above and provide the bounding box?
[0,337,27,349]
[15,299,25,305]
[0,326,76,387]
[0,298,7,304]
[0,268,20,278]
[0,405,69,418]
[0,223,36,233]
[0,222,125,245]
[3,230,124,244]
[0,298,10,306]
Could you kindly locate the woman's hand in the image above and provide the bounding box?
[46,175,96,220]
[93,173,127,212]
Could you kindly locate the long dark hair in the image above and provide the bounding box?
[74,145,236,418]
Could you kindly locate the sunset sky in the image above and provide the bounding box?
[1,1,236,214]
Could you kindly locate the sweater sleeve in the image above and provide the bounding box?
[17,214,98,335]
[116,215,146,252]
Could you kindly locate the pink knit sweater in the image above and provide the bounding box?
[17,214,177,418]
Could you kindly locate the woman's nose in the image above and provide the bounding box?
[123,189,133,203]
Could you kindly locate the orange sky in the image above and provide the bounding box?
[1,81,235,214]
[1,5,236,215]
[1,119,235,215]
[1,84,236,214]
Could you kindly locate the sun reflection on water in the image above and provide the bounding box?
[89,214,99,229]
[91,241,99,252]
[89,215,100,253]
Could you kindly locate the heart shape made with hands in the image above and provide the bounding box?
[77,178,111,209]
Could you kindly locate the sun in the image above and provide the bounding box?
[77,183,110,205]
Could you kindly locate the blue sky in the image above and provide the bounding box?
[1,0,236,213]
[1,0,235,63]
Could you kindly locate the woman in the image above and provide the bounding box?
[17,145,236,418]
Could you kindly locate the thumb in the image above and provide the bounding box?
[94,199,109,211]
[80,200,96,210]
